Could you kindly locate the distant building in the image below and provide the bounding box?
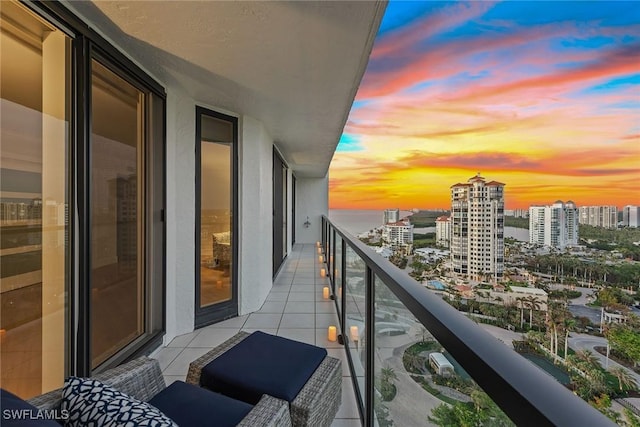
[435,215,451,247]
[383,208,400,225]
[622,205,639,228]
[505,208,529,218]
[529,201,578,249]
[578,205,617,229]
[382,219,413,254]
[450,173,504,281]
[489,286,548,312]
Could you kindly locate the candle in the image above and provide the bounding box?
[316,241,320,247]
[338,286,342,298]
[318,255,323,263]
[320,268,326,278]
[216,280,223,289]
[323,286,330,299]
[328,326,337,342]
[350,325,359,342]
[317,247,322,254]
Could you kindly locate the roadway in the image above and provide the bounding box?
[568,333,640,384]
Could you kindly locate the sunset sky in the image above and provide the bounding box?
[329,1,640,210]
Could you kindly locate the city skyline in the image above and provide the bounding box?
[329,1,640,210]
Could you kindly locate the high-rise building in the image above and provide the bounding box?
[383,208,400,225]
[578,205,617,228]
[381,219,413,254]
[450,174,504,281]
[623,205,639,228]
[529,201,578,249]
[435,215,451,247]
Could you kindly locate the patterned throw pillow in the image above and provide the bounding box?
[62,377,177,427]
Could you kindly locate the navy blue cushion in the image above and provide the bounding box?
[1,389,60,426]
[149,381,253,427]
[201,331,327,404]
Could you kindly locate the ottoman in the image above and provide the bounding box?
[187,331,341,427]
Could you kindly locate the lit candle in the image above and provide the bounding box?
[320,268,326,278]
[216,280,223,289]
[338,286,342,298]
[318,255,323,263]
[350,325,359,342]
[317,247,322,254]
[328,326,337,342]
[316,241,320,247]
[323,286,330,299]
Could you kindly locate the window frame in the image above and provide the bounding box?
[18,0,167,378]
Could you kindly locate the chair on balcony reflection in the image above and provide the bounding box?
[187,331,342,427]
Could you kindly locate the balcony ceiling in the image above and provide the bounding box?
[65,1,386,178]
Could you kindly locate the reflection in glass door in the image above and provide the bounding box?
[0,1,70,398]
[196,108,238,327]
[90,60,145,368]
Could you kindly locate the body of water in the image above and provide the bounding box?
[328,209,413,235]
[328,210,530,243]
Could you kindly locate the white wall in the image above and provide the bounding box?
[164,88,197,342]
[295,176,329,244]
[238,115,274,315]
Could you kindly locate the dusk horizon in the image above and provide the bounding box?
[329,1,640,210]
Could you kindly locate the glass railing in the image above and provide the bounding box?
[321,216,614,427]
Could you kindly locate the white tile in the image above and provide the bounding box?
[316,328,343,348]
[205,315,248,329]
[288,292,315,302]
[153,347,183,372]
[291,284,316,292]
[316,301,336,313]
[277,328,316,345]
[331,419,362,427]
[163,375,185,387]
[270,284,291,293]
[166,331,199,348]
[259,301,287,313]
[327,348,351,377]
[244,313,282,329]
[284,301,315,313]
[280,313,315,328]
[266,292,289,301]
[336,377,360,419]
[188,328,239,348]
[164,347,213,376]
[242,328,278,335]
[316,313,340,329]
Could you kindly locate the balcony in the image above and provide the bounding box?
[152,217,614,426]
[152,243,359,426]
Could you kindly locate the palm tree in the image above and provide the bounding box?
[403,350,424,374]
[516,297,525,329]
[380,366,398,385]
[609,366,638,392]
[575,349,600,369]
[563,318,576,360]
[523,296,542,328]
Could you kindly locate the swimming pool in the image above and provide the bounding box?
[426,280,445,290]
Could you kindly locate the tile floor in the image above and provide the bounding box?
[151,244,361,427]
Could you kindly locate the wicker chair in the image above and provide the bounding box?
[28,356,291,427]
[186,331,342,427]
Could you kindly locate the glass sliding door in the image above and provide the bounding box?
[273,150,287,276]
[0,0,71,398]
[90,60,145,368]
[0,0,166,391]
[195,108,237,327]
